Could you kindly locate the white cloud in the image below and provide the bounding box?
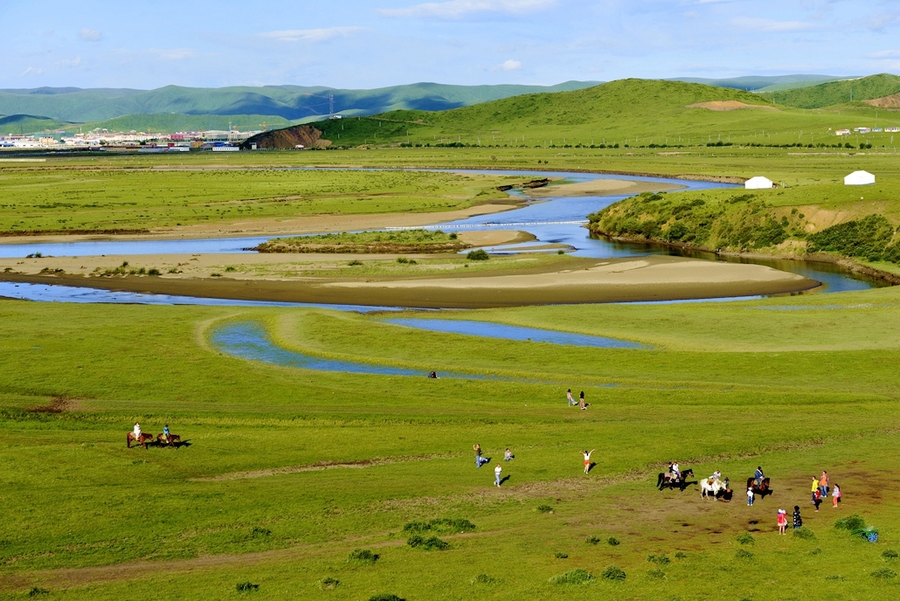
[57,56,82,69]
[379,0,555,19]
[495,59,523,71]
[79,28,102,42]
[868,50,900,59]
[730,16,816,32]
[259,27,364,43]
[21,66,45,76]
[150,48,200,60]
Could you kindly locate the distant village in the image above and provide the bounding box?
[0,127,265,151]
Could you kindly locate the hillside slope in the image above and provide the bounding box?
[760,73,900,108]
[293,78,900,148]
[0,81,601,123]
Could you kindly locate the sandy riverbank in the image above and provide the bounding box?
[526,179,685,198]
[0,255,818,308]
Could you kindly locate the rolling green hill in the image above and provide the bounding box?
[0,81,601,123]
[672,74,845,92]
[760,73,900,108]
[294,78,900,149]
[0,114,73,135]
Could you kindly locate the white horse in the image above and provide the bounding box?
[700,478,726,500]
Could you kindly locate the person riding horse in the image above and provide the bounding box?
[754,466,765,487]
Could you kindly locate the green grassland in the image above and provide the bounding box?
[310,78,900,149]
[3,285,900,599]
[0,165,515,234]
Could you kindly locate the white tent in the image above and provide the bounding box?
[844,170,875,186]
[745,176,773,190]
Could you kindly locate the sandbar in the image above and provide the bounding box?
[1,255,818,308]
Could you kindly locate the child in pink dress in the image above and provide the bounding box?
[777,509,787,534]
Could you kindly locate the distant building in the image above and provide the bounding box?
[745,176,774,190]
[835,129,851,136]
[844,170,875,186]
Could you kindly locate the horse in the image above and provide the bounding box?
[746,477,773,499]
[157,433,181,447]
[657,467,694,490]
[127,432,154,449]
[701,478,727,500]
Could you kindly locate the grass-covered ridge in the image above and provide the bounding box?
[253,229,469,254]
[305,77,900,149]
[759,73,900,108]
[588,182,900,270]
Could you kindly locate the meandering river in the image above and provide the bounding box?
[0,168,883,305]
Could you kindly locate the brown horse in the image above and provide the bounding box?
[746,477,773,499]
[127,432,154,449]
[157,433,181,447]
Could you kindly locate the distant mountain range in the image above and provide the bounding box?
[2,74,897,136]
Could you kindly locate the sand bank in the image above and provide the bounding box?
[1,255,818,308]
[526,179,685,198]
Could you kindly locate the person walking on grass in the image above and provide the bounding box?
[777,509,787,535]
[813,488,823,512]
[747,486,754,506]
[819,471,829,498]
[567,388,576,406]
[811,476,819,503]
[832,484,842,507]
[583,449,594,474]
[474,444,488,468]
[494,463,502,487]
[792,506,803,529]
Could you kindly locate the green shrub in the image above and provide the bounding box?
[466,249,490,261]
[883,549,899,560]
[835,515,867,531]
[348,548,379,563]
[735,549,754,559]
[735,532,755,545]
[647,554,670,565]
[406,535,449,550]
[601,565,626,581]
[872,568,897,579]
[792,527,816,540]
[674,551,687,559]
[319,577,340,590]
[348,260,363,266]
[536,504,553,513]
[471,574,496,585]
[28,588,50,597]
[549,568,594,585]
[585,536,601,545]
[368,594,404,601]
[555,552,568,559]
[607,536,620,546]
[402,521,430,533]
[249,526,271,538]
[825,574,845,581]
[647,568,666,579]
[235,581,259,592]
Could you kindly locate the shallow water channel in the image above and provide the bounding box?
[211,319,641,379]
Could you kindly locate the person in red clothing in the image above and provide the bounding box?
[777,509,787,534]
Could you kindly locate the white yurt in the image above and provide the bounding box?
[844,170,875,186]
[745,176,774,190]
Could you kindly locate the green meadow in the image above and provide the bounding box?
[3,283,900,599]
[1,139,900,598]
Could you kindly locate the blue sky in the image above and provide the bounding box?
[2,0,899,90]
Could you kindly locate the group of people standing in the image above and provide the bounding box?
[811,470,841,511]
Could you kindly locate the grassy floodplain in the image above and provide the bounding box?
[1,147,900,598]
[3,288,900,599]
